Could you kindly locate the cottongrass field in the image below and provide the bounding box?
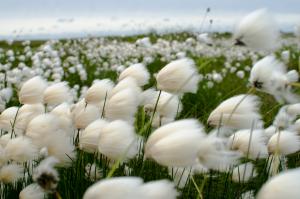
[0,9,299,199]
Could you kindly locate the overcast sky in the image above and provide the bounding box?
[0,0,299,39]
[1,0,299,18]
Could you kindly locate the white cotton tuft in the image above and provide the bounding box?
[272,105,294,129]
[233,9,279,51]
[83,177,143,199]
[73,104,100,129]
[264,126,277,140]
[197,135,241,171]
[208,94,262,130]
[79,119,108,153]
[26,114,75,165]
[83,177,178,199]
[142,89,182,123]
[19,76,48,104]
[4,136,38,163]
[232,162,257,183]
[140,179,179,199]
[105,88,139,124]
[267,130,300,155]
[33,156,59,191]
[119,63,150,86]
[51,103,72,119]
[43,82,72,105]
[0,163,23,183]
[19,183,45,199]
[26,113,60,138]
[98,120,139,161]
[15,104,44,134]
[85,79,114,105]
[109,77,142,99]
[257,168,300,199]
[145,119,205,167]
[249,55,299,104]
[156,58,200,94]
[0,106,19,132]
[228,129,268,159]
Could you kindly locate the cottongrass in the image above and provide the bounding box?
[257,168,300,199]
[208,94,262,130]
[83,177,178,199]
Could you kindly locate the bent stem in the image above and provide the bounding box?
[101,91,108,118]
[145,90,162,137]
[227,87,256,124]
[11,105,20,138]
[190,172,209,198]
[288,82,300,88]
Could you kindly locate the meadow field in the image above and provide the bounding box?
[0,30,299,199]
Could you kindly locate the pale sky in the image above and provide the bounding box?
[0,0,299,40]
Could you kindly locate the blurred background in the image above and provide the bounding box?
[0,0,299,40]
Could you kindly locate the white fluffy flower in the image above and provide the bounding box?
[228,129,268,159]
[208,94,262,129]
[197,135,240,171]
[232,162,257,183]
[4,136,38,163]
[141,88,182,127]
[233,9,279,50]
[119,63,150,86]
[79,119,108,153]
[43,82,72,105]
[145,119,205,167]
[26,114,75,164]
[257,168,300,199]
[83,177,178,199]
[98,120,139,161]
[249,55,299,103]
[15,104,44,134]
[85,79,114,105]
[0,163,23,183]
[0,106,19,132]
[19,76,48,104]
[19,183,45,199]
[33,156,59,192]
[105,88,139,124]
[73,104,100,129]
[156,58,200,94]
[267,130,300,155]
[109,77,142,99]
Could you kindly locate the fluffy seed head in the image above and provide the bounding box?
[85,79,114,104]
[232,162,257,183]
[228,129,268,159]
[98,120,139,161]
[267,130,300,155]
[4,136,38,163]
[119,63,150,86]
[257,168,300,199]
[208,94,262,130]
[145,119,205,167]
[43,82,72,105]
[156,58,200,94]
[19,183,45,199]
[79,119,108,153]
[33,157,59,192]
[234,9,279,50]
[0,163,24,183]
[19,76,48,104]
[0,106,19,132]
